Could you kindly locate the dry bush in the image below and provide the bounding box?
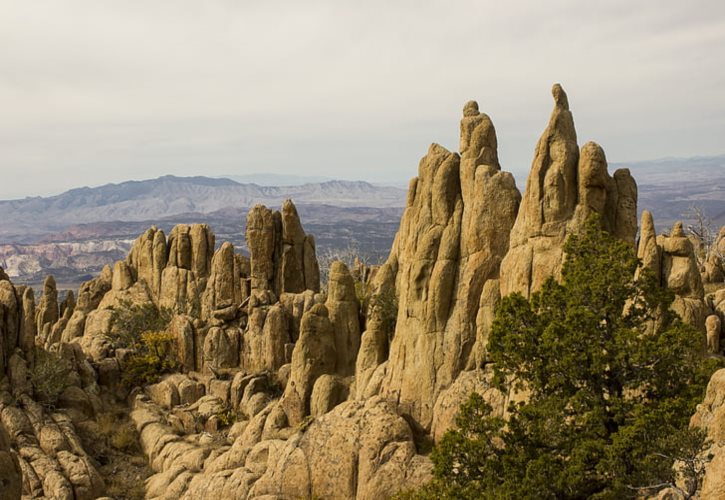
[30,348,73,409]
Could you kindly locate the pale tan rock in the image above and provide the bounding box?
[159,266,201,317]
[76,308,115,362]
[208,379,231,405]
[8,353,31,398]
[707,315,722,354]
[279,290,323,342]
[704,252,724,283]
[75,265,112,313]
[177,377,205,406]
[367,98,519,429]
[146,379,181,409]
[168,315,195,372]
[279,199,308,294]
[0,280,20,374]
[247,204,279,293]
[242,303,291,374]
[202,242,242,321]
[111,260,134,291]
[36,275,59,338]
[431,369,506,443]
[501,85,636,300]
[97,280,153,311]
[638,210,661,278]
[659,222,707,330]
[127,226,167,299]
[325,261,361,376]
[246,201,319,296]
[20,286,36,361]
[469,278,501,368]
[692,369,725,498]
[202,327,240,372]
[279,304,336,426]
[613,168,638,246]
[252,397,432,500]
[59,290,75,320]
[167,224,214,279]
[56,450,105,499]
[310,374,348,418]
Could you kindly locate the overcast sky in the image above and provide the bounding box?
[1,0,724,199]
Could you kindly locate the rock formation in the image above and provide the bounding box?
[637,213,709,332]
[5,84,723,499]
[353,98,521,430]
[500,84,637,299]
[246,200,320,297]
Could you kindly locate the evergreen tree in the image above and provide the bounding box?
[408,215,720,499]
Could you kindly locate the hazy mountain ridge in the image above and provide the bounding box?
[0,175,407,239]
[617,154,725,228]
[1,157,723,285]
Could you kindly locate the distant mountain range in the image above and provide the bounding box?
[1,156,723,286]
[617,154,725,229]
[0,175,408,242]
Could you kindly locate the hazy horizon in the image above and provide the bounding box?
[2,1,724,199]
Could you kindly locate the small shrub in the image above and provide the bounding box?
[30,348,73,409]
[110,299,172,349]
[216,406,238,427]
[121,330,179,388]
[366,288,398,341]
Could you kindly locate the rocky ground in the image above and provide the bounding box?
[1,84,725,499]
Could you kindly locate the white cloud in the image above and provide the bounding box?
[0,0,724,198]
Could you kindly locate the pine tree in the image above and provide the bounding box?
[408,215,721,499]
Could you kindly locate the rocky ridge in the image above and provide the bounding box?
[0,84,723,499]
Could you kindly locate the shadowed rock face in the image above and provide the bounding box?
[0,424,22,500]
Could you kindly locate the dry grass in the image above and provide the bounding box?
[77,408,151,499]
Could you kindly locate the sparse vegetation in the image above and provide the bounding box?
[318,243,385,287]
[96,412,141,453]
[364,287,398,342]
[683,204,718,266]
[299,415,316,432]
[121,330,180,388]
[216,406,238,427]
[110,299,173,349]
[30,348,73,409]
